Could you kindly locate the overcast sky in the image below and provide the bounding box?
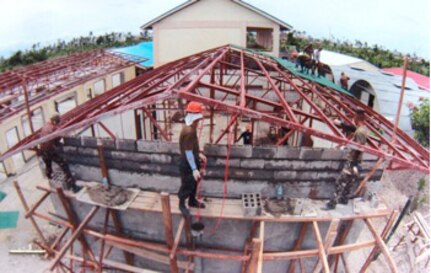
[0,0,429,59]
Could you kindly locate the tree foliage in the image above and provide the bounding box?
[281,31,430,76]
[409,98,430,147]
[0,31,152,72]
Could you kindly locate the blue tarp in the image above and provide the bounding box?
[112,41,154,67]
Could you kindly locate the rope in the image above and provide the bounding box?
[208,116,234,234]
[195,119,206,222]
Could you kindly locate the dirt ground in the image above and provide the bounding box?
[0,158,429,273]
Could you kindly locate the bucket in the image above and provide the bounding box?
[191,222,205,237]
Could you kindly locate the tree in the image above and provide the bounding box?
[409,98,430,147]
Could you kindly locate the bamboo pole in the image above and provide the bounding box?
[312,221,330,273]
[13,181,52,255]
[248,239,262,273]
[161,192,179,273]
[364,218,399,273]
[392,57,409,143]
[49,206,100,271]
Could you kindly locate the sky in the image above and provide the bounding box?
[0,0,429,59]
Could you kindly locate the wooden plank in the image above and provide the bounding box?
[170,217,185,260]
[340,253,351,273]
[241,221,259,273]
[312,221,330,273]
[37,185,392,223]
[364,218,399,273]
[360,210,398,273]
[107,241,193,270]
[288,222,308,273]
[257,221,265,273]
[49,206,100,271]
[103,258,162,273]
[312,219,340,273]
[56,188,98,264]
[13,181,52,255]
[24,191,50,218]
[161,192,179,273]
[248,239,262,273]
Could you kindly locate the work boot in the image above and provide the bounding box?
[179,200,190,217]
[324,201,336,210]
[188,198,206,209]
[71,184,82,193]
[339,197,349,205]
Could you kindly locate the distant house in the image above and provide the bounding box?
[141,0,292,67]
[320,50,429,136]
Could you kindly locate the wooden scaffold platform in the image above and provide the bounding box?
[14,179,402,273]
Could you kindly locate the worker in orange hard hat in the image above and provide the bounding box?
[236,124,253,145]
[178,101,207,216]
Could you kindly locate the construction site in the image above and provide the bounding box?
[0,1,429,273]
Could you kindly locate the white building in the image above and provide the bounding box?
[141,0,292,67]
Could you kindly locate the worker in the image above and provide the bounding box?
[236,124,253,145]
[340,72,350,90]
[313,46,323,64]
[38,114,81,193]
[299,133,314,147]
[304,44,314,58]
[326,109,368,210]
[178,101,207,216]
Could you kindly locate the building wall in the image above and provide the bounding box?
[152,0,280,66]
[0,66,136,175]
[59,137,383,199]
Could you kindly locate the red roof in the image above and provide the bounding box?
[382,67,430,90]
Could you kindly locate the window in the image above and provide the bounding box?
[94,79,106,96]
[55,93,77,114]
[112,72,125,88]
[246,27,273,51]
[21,107,45,137]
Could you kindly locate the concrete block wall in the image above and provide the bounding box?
[49,193,335,273]
[60,136,383,199]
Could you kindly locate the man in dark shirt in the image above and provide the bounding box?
[236,124,252,145]
[39,114,80,193]
[326,109,368,209]
[178,102,207,216]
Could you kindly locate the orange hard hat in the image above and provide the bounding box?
[186,101,204,113]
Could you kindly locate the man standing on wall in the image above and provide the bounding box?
[236,124,253,145]
[340,72,350,90]
[326,109,368,209]
[39,114,81,193]
[178,101,207,216]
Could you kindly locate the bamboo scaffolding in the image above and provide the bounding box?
[15,181,402,273]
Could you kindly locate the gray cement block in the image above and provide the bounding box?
[252,146,277,159]
[206,158,240,168]
[274,171,297,180]
[275,147,301,159]
[116,139,136,151]
[63,136,81,147]
[299,148,324,160]
[229,145,252,158]
[98,138,116,149]
[321,149,346,160]
[81,136,98,148]
[150,154,172,164]
[105,150,151,162]
[62,146,77,155]
[136,140,159,153]
[240,159,265,169]
[204,144,227,157]
[155,141,180,155]
[76,147,99,157]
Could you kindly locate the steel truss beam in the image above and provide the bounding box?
[0,45,428,172]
